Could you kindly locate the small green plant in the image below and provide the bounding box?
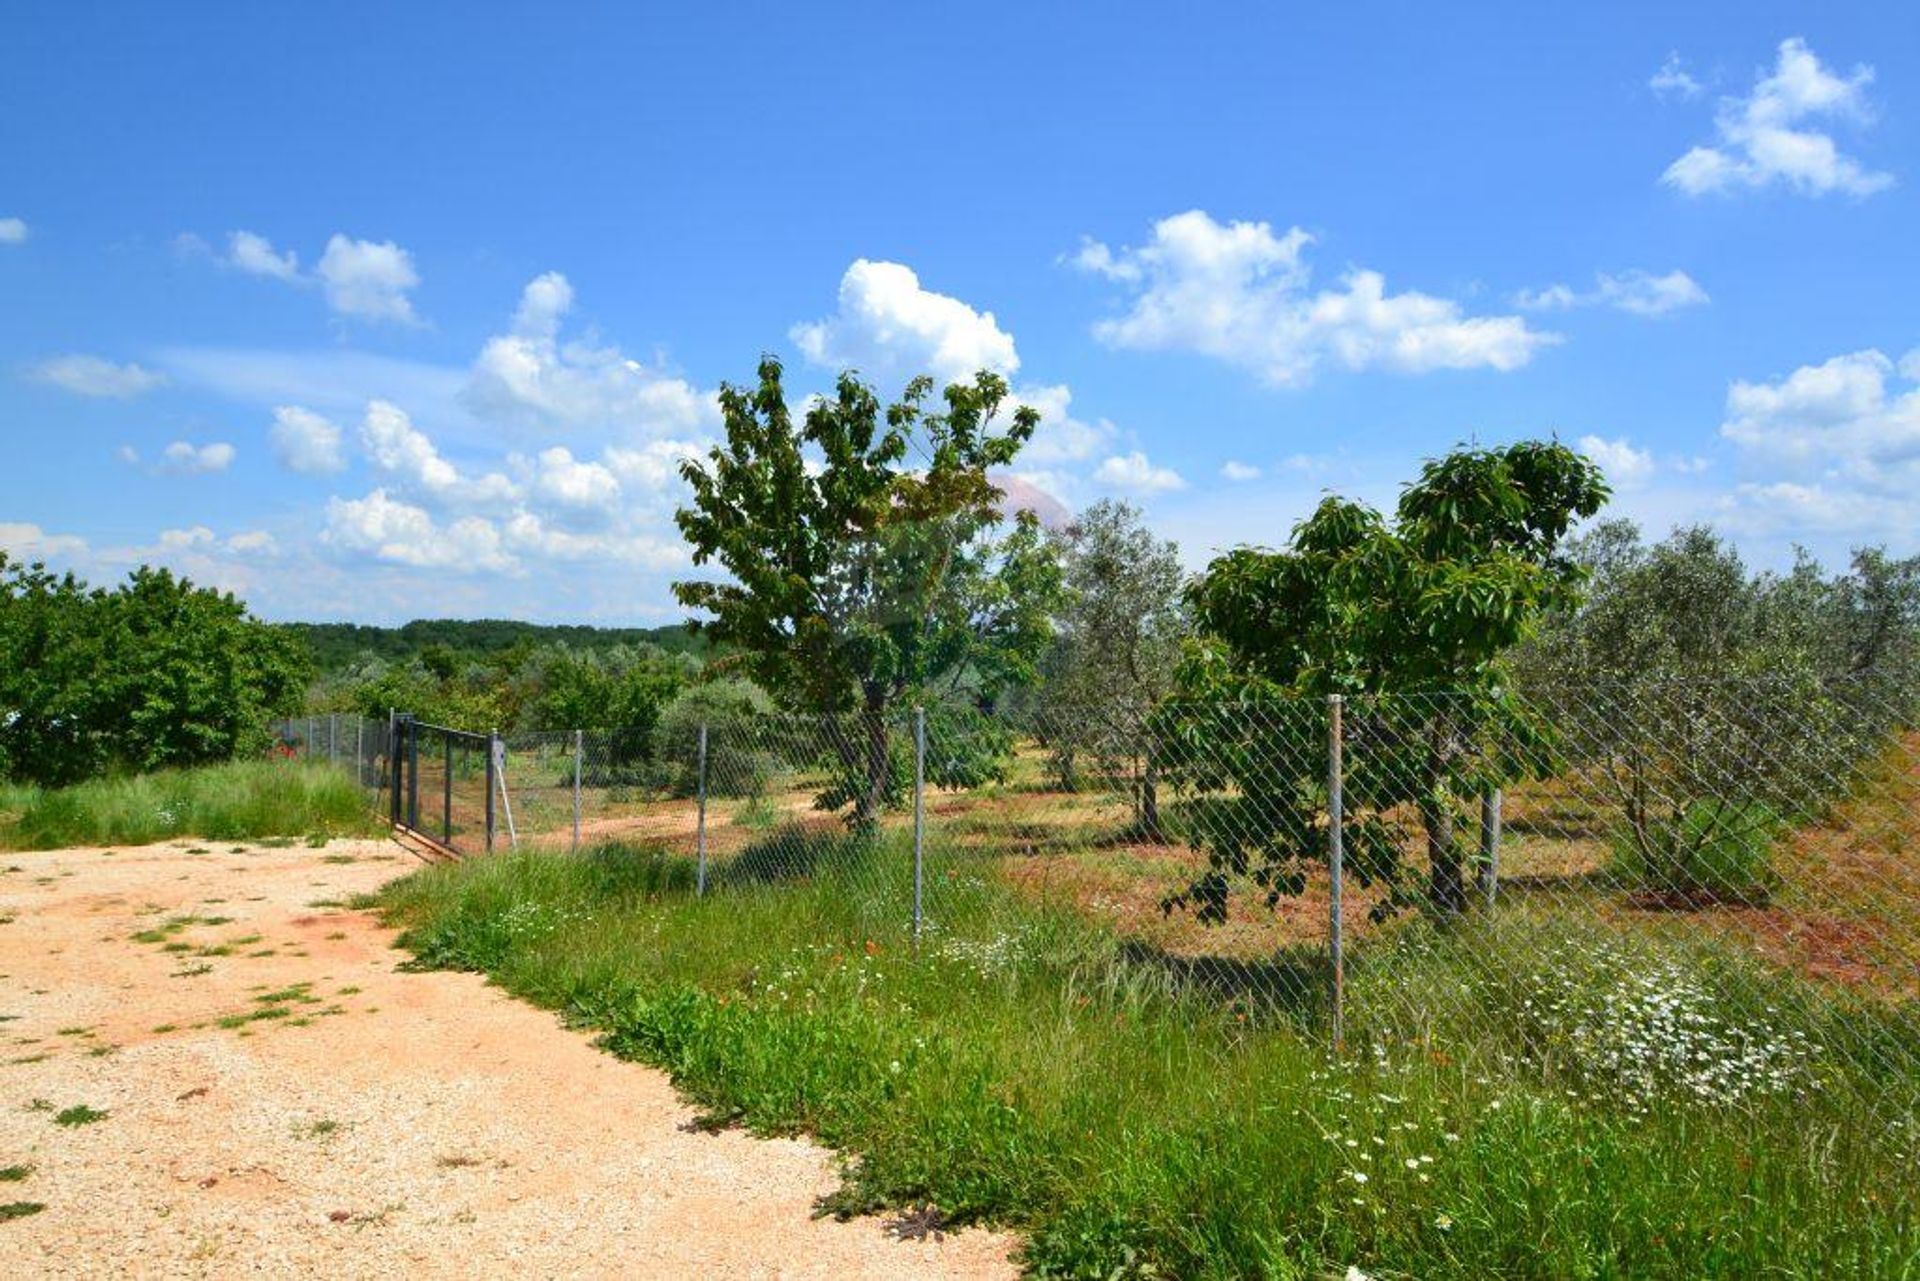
[293,1118,341,1139]
[1610,798,1784,905]
[0,1164,31,1182]
[0,1201,45,1221]
[52,1104,107,1127]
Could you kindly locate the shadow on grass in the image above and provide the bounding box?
[1115,938,1331,1022]
[717,825,881,887]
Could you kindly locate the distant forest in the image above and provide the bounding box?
[284,619,704,673]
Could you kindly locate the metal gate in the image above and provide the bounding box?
[390,715,500,856]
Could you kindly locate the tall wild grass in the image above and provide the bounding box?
[0,758,377,849]
[377,834,1920,1279]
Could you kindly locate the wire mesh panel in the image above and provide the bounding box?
[452,676,1920,1131]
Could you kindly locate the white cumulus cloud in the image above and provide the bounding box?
[1650,52,1704,101]
[1661,38,1893,198]
[1094,451,1186,494]
[1220,460,1262,482]
[1074,210,1556,387]
[159,440,236,475]
[322,489,513,572]
[269,405,346,474]
[32,354,167,398]
[792,259,1021,387]
[465,272,717,438]
[0,218,26,245]
[1577,435,1657,489]
[316,234,421,324]
[228,230,301,282]
[1515,269,1709,317]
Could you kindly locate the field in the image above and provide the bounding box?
[377,796,1920,1277]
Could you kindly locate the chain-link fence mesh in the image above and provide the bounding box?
[267,712,392,799]
[374,676,1920,1127]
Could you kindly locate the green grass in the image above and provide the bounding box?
[377,837,1920,1279]
[0,1200,45,1221]
[51,1104,107,1127]
[0,759,379,850]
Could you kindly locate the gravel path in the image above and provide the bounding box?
[0,838,1018,1279]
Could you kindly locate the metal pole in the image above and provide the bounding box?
[572,729,583,854]
[355,718,363,788]
[329,713,338,766]
[695,722,709,896]
[912,706,926,949]
[1480,788,1503,907]
[1327,694,1345,1055]
[485,729,497,854]
[406,719,420,831]
[443,733,453,843]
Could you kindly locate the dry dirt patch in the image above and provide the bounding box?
[0,838,1015,1279]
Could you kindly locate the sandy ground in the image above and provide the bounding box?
[0,838,1019,1279]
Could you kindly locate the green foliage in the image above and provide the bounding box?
[0,759,376,850]
[0,556,309,786]
[1167,442,1608,921]
[649,678,777,797]
[1028,500,1187,830]
[674,357,1061,823]
[1512,523,1920,866]
[286,617,705,675]
[376,845,1920,1280]
[1608,799,1785,905]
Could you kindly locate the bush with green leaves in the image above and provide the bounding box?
[1607,798,1784,905]
[649,678,779,796]
[0,555,308,786]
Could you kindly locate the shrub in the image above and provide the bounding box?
[649,679,779,797]
[1609,798,1783,905]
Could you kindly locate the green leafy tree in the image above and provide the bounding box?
[673,357,1060,824]
[0,556,309,786]
[1037,499,1187,834]
[1165,442,1608,922]
[1509,523,1920,898]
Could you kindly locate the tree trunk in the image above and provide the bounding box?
[850,707,892,830]
[1139,756,1162,841]
[1424,791,1466,918]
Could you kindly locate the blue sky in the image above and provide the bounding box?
[3,2,1917,623]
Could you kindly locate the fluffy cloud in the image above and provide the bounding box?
[1094,451,1186,494]
[316,234,421,324]
[1720,348,1920,490]
[0,521,87,559]
[0,217,26,244]
[360,399,458,493]
[1515,269,1709,317]
[228,230,301,282]
[1220,460,1262,482]
[465,272,717,438]
[32,354,167,398]
[792,259,1020,387]
[160,440,236,475]
[1712,347,1920,543]
[1650,52,1704,101]
[528,446,621,523]
[1662,38,1893,198]
[322,489,512,572]
[269,405,346,474]
[1577,435,1656,489]
[1074,211,1556,386]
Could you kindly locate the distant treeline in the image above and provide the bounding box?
[285,618,705,673]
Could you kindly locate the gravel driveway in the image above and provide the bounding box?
[0,838,1017,1279]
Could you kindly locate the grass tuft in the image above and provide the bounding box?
[0,760,378,850]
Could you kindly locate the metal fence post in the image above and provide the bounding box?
[443,733,454,844]
[485,729,497,854]
[912,705,926,949]
[1327,694,1345,1055]
[329,713,338,766]
[1479,788,1502,907]
[695,721,708,897]
[572,729,583,854]
[406,718,420,831]
[354,718,363,787]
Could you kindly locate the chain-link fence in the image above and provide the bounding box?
[267,711,392,798]
[379,676,1920,1125]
